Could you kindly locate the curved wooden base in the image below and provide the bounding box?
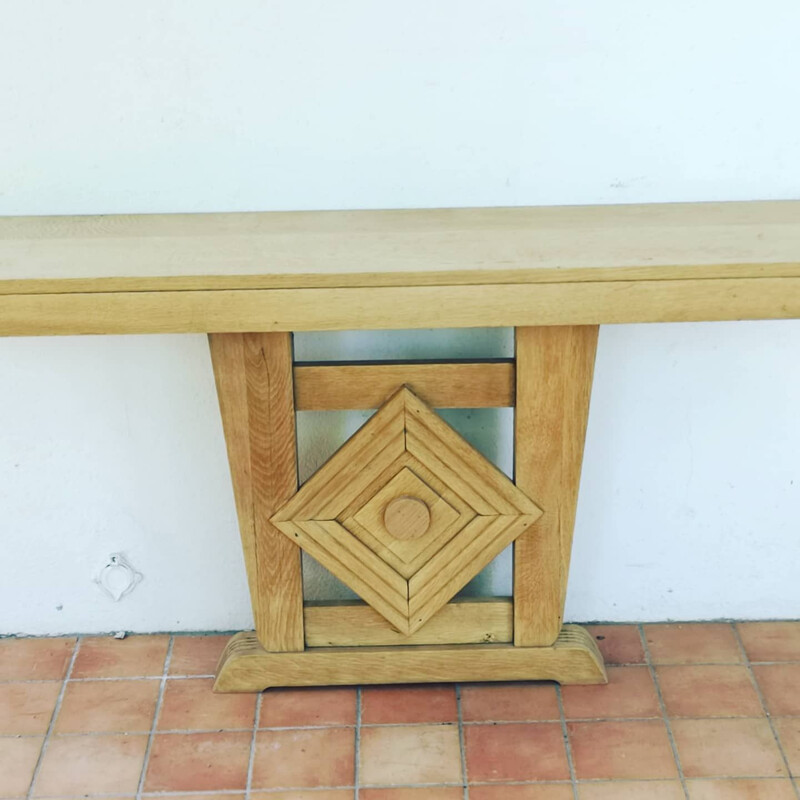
[213,624,607,692]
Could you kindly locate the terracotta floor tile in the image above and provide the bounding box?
[0,681,60,735]
[461,682,560,722]
[686,778,797,799]
[470,785,574,799]
[253,727,354,789]
[465,722,569,782]
[55,678,159,733]
[568,720,678,780]
[586,625,646,665]
[671,718,786,778]
[360,724,461,786]
[752,664,800,716]
[0,637,75,681]
[774,717,800,774]
[578,782,684,799]
[158,677,256,730]
[252,793,353,800]
[0,736,42,797]
[150,796,246,800]
[251,793,352,800]
[657,665,763,718]
[644,624,742,665]
[169,635,229,675]
[145,731,251,791]
[72,635,170,678]
[562,666,660,719]
[260,687,357,727]
[361,684,457,724]
[738,622,800,662]
[34,733,148,796]
[361,789,463,800]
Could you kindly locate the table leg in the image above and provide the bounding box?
[513,325,599,646]
[209,332,304,652]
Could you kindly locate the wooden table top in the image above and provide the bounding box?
[1,201,798,335]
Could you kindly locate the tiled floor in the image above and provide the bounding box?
[1,622,800,799]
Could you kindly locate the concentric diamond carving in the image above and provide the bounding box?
[271,387,543,634]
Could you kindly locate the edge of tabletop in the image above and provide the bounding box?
[2,261,800,296]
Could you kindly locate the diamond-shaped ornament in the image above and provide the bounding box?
[271,387,543,635]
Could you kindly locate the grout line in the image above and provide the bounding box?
[8,657,800,686]
[143,792,242,797]
[0,673,217,686]
[136,636,174,800]
[244,690,262,800]
[354,686,362,799]
[353,781,465,790]
[26,776,798,799]
[24,777,799,799]
[455,684,469,799]
[26,635,82,799]
[731,622,800,799]
[555,684,579,800]
[639,624,690,800]
[5,708,795,741]
[463,714,650,725]
[69,673,215,682]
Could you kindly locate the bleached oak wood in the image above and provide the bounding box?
[292,520,410,634]
[2,201,799,292]
[339,453,476,580]
[352,467,459,558]
[409,516,534,628]
[375,456,477,577]
[405,392,542,516]
[1,277,798,336]
[272,387,542,634]
[303,599,514,647]
[382,496,431,539]
[208,333,304,652]
[513,326,599,646]
[293,361,515,410]
[2,201,800,335]
[273,390,407,524]
[214,624,607,692]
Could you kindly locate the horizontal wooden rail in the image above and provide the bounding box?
[303,598,513,647]
[293,360,515,410]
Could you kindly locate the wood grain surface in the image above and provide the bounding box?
[209,332,304,652]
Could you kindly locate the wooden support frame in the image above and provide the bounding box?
[215,626,606,692]
[211,327,606,691]
[303,598,513,647]
[294,360,515,410]
[513,326,599,646]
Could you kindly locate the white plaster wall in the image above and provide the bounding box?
[0,1,798,634]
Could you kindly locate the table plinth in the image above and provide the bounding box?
[209,326,606,691]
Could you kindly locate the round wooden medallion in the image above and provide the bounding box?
[383,495,431,540]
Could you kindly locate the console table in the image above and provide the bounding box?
[2,201,798,692]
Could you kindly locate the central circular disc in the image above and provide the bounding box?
[383,495,431,540]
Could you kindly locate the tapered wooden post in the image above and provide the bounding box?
[209,332,304,651]
[513,325,599,646]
